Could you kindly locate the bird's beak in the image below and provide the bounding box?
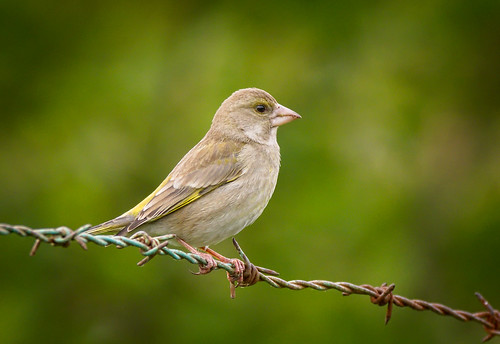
[271,104,302,127]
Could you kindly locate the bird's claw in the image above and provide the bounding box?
[192,252,218,275]
[227,258,246,284]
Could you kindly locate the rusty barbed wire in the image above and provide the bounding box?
[1,223,498,342]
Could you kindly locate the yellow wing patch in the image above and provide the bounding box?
[127,176,172,216]
[163,189,203,215]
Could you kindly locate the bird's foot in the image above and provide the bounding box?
[177,238,218,274]
[194,252,218,275]
[202,247,246,289]
[176,238,262,298]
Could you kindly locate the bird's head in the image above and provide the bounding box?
[211,88,301,145]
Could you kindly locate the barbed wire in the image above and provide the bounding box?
[1,223,498,342]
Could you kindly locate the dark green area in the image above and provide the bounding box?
[1,1,499,343]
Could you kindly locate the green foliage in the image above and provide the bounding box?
[0,1,498,343]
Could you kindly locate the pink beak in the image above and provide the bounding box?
[271,104,301,127]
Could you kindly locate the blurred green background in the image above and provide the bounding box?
[1,1,499,343]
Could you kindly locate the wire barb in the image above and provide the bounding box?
[475,293,500,342]
[0,223,498,341]
[128,231,176,266]
[359,283,395,324]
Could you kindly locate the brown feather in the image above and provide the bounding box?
[116,139,245,235]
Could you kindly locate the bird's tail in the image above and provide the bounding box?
[86,213,134,235]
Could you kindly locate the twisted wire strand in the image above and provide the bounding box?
[1,223,498,342]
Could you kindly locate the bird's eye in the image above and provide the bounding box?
[255,104,267,113]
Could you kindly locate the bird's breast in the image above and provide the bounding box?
[145,143,281,247]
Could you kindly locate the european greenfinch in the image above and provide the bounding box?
[87,88,300,271]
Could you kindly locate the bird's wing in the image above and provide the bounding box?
[116,139,245,235]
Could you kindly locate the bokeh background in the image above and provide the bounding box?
[1,1,499,343]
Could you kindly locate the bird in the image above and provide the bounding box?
[87,87,300,279]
